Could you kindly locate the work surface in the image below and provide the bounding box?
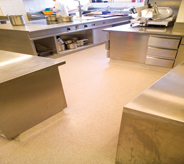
[0,50,67,139]
[124,61,184,123]
[103,24,184,37]
[0,50,65,83]
[0,16,130,32]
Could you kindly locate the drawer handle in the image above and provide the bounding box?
[92,24,95,26]
[84,25,88,27]
[67,28,71,30]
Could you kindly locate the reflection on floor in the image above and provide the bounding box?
[0,44,169,164]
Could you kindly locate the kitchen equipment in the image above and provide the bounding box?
[65,40,73,44]
[72,38,78,42]
[56,16,63,23]
[35,43,52,56]
[66,42,77,49]
[76,39,88,47]
[130,0,176,27]
[9,15,25,26]
[43,11,53,15]
[46,15,56,21]
[61,16,74,22]
[57,38,65,51]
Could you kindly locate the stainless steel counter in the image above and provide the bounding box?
[0,16,130,56]
[103,24,184,37]
[124,61,184,123]
[104,24,184,68]
[0,50,67,139]
[116,61,184,164]
[0,16,130,32]
[0,50,65,83]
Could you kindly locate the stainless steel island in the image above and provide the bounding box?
[116,61,184,164]
[0,16,130,57]
[104,24,184,68]
[0,50,67,139]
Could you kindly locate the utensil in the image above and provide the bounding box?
[9,15,25,26]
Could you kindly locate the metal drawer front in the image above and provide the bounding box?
[147,47,177,59]
[148,36,180,49]
[145,57,174,68]
[107,33,110,40]
[107,50,110,58]
[105,40,110,50]
[181,37,184,45]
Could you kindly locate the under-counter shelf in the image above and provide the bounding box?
[58,43,93,55]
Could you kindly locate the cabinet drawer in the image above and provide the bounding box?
[148,36,180,49]
[105,40,110,50]
[107,50,110,58]
[145,56,174,68]
[107,33,110,40]
[147,47,177,59]
[181,37,184,45]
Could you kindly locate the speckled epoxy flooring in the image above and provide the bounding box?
[0,44,169,164]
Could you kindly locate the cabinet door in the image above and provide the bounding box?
[174,45,184,67]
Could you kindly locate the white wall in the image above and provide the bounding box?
[23,0,89,12]
[23,0,54,12]
[0,0,27,21]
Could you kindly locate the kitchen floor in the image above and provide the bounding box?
[0,44,170,164]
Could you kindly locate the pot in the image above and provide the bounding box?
[56,16,63,23]
[76,39,88,47]
[9,15,25,26]
[66,42,77,49]
[57,38,65,51]
[46,15,56,21]
[61,16,74,22]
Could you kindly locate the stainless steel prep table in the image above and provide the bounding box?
[116,61,184,164]
[103,24,184,68]
[0,50,67,139]
[0,16,130,56]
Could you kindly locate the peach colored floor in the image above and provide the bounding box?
[0,44,169,164]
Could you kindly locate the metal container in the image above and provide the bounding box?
[57,38,65,51]
[58,42,65,51]
[76,39,88,47]
[56,17,63,23]
[46,15,56,22]
[66,42,77,49]
[61,16,74,22]
[9,15,25,26]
